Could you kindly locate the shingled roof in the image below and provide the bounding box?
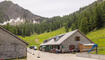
[0,26,28,45]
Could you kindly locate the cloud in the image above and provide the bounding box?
[0,0,96,17]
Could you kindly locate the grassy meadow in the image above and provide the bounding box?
[19,27,105,55]
[87,28,105,55]
[19,27,66,47]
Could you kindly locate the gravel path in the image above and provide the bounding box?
[27,49,98,60]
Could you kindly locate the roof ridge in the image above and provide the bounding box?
[40,29,78,46]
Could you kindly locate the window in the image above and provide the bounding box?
[54,38,56,41]
[62,46,64,48]
[75,36,80,41]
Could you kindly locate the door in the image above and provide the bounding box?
[69,45,75,50]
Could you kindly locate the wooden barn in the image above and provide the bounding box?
[0,26,28,59]
[40,29,95,53]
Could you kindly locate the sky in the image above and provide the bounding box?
[0,0,96,18]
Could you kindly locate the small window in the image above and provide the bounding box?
[54,38,56,41]
[75,36,80,41]
[62,46,64,48]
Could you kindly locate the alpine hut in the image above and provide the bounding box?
[40,29,95,53]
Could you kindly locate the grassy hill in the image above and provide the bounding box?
[87,28,105,55]
[87,28,105,47]
[19,27,66,47]
[19,27,105,55]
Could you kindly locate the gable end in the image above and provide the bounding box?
[0,26,28,45]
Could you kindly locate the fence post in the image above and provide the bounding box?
[96,46,98,54]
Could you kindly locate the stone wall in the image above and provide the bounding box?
[0,28,27,59]
[76,53,105,60]
[61,32,91,52]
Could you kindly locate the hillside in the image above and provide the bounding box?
[87,28,105,47]
[19,27,66,47]
[0,1,44,25]
[87,28,105,55]
[19,27,105,54]
[3,0,105,37]
[19,27,105,47]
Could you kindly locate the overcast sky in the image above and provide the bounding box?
[0,0,96,17]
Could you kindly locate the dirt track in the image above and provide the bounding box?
[27,49,98,60]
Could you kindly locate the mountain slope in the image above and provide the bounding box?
[19,27,105,47]
[87,28,105,55]
[87,28,105,47]
[0,1,44,25]
[19,27,105,54]
[19,27,66,47]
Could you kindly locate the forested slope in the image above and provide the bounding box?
[3,0,105,36]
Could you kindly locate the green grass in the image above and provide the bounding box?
[87,28,105,47]
[19,27,66,47]
[90,48,105,55]
[87,28,105,55]
[19,27,105,55]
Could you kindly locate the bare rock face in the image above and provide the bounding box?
[0,1,44,25]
